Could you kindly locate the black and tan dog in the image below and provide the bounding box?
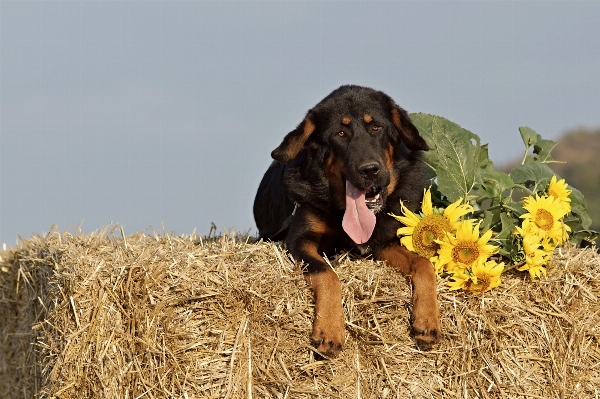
[254,85,440,356]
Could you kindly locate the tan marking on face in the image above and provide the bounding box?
[363,114,372,123]
[341,117,351,125]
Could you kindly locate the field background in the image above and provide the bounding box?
[548,128,600,234]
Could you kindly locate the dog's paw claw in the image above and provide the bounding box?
[412,320,441,348]
[311,328,344,357]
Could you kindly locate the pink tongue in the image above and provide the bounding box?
[342,181,376,244]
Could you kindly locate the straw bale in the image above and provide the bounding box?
[1,226,599,398]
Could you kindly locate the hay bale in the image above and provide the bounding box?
[1,226,599,398]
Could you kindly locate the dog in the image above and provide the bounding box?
[253,85,441,356]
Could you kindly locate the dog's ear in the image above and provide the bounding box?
[271,118,316,163]
[390,107,429,151]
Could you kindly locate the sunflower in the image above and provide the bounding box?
[436,220,498,273]
[520,194,570,244]
[447,269,477,292]
[470,260,504,293]
[518,260,548,279]
[514,226,553,279]
[547,175,572,214]
[391,188,473,260]
[446,260,503,293]
[541,236,556,252]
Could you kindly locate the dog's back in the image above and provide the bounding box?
[253,161,294,240]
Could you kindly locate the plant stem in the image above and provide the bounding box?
[472,203,521,218]
[512,184,535,196]
[504,260,526,272]
[502,204,522,214]
[508,145,533,199]
[520,145,531,166]
[473,205,503,217]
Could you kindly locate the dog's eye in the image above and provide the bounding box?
[337,131,347,138]
[372,125,381,132]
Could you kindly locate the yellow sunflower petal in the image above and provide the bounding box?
[541,236,556,252]
[547,175,571,213]
[399,201,422,224]
[436,220,498,271]
[421,188,433,216]
[390,211,419,228]
[520,194,568,243]
[470,260,504,293]
[455,219,475,241]
[443,197,474,226]
[447,270,477,291]
[400,235,414,252]
[531,268,546,279]
[396,226,415,236]
[521,231,542,254]
[522,264,547,279]
[476,227,494,246]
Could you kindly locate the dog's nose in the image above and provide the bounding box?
[358,162,380,179]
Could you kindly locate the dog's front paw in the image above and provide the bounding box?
[411,313,441,348]
[310,315,344,357]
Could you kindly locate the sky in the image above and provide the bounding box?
[2,1,600,246]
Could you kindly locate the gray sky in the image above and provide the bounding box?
[2,1,600,245]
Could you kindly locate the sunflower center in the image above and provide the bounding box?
[463,276,474,290]
[535,209,554,231]
[476,275,490,292]
[451,242,480,265]
[411,214,452,258]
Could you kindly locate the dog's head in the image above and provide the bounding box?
[271,85,429,243]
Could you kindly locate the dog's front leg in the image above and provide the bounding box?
[376,242,441,346]
[305,262,344,356]
[287,234,344,357]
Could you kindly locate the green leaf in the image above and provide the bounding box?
[476,169,514,198]
[478,144,494,171]
[571,229,599,242]
[494,213,522,262]
[506,199,526,217]
[479,209,495,232]
[410,113,480,202]
[569,187,592,229]
[496,212,518,241]
[509,162,555,193]
[519,126,541,148]
[533,139,558,163]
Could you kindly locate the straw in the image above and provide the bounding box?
[1,225,599,398]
